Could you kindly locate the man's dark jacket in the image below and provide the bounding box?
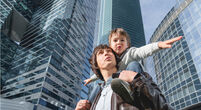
[90,72,173,110]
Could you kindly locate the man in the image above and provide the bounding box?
[75,44,172,110]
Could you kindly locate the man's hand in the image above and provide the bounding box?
[119,70,138,82]
[158,36,182,48]
[75,100,91,110]
[84,78,92,86]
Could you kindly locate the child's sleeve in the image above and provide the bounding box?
[90,74,99,82]
[129,42,161,60]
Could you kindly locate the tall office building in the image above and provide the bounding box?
[0,0,98,110]
[95,0,145,47]
[145,0,201,109]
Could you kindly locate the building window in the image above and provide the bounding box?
[182,86,188,96]
[179,72,185,81]
[188,83,195,93]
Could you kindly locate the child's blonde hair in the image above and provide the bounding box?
[108,28,131,47]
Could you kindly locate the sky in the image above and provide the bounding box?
[140,0,176,43]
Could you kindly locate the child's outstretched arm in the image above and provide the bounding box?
[84,74,98,86]
[128,36,182,60]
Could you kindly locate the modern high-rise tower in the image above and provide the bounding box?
[144,0,201,109]
[0,0,98,110]
[94,0,146,47]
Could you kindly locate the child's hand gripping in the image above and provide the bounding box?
[84,78,92,86]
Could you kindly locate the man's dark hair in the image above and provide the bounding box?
[89,44,119,81]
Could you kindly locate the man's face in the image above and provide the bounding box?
[96,48,116,69]
[110,34,128,56]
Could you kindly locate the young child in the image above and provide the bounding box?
[86,28,182,103]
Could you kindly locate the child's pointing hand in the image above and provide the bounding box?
[158,36,182,49]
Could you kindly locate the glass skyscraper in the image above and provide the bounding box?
[145,0,201,109]
[95,0,145,47]
[1,0,98,110]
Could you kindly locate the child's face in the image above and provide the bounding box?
[110,34,128,56]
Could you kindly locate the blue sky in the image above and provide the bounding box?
[140,0,176,43]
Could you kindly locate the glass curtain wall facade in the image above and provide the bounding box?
[145,0,201,109]
[0,0,33,89]
[96,0,145,47]
[0,0,98,110]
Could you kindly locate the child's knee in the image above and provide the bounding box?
[126,61,143,73]
[127,61,141,67]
